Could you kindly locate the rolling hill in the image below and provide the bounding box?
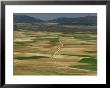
[14,15,97,32]
[48,16,97,25]
[14,15,43,23]
[14,15,97,25]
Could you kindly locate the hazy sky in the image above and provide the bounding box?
[15,13,96,20]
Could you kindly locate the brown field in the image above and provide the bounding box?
[13,31,97,75]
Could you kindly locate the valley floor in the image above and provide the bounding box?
[13,31,97,75]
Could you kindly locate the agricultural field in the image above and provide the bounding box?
[13,29,97,75]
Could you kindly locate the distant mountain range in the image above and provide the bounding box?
[49,16,97,25]
[14,15,43,23]
[14,15,97,25]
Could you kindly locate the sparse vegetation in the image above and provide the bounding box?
[69,57,97,71]
[85,51,97,53]
[73,35,97,40]
[15,56,49,60]
[79,57,97,65]
[70,65,97,71]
